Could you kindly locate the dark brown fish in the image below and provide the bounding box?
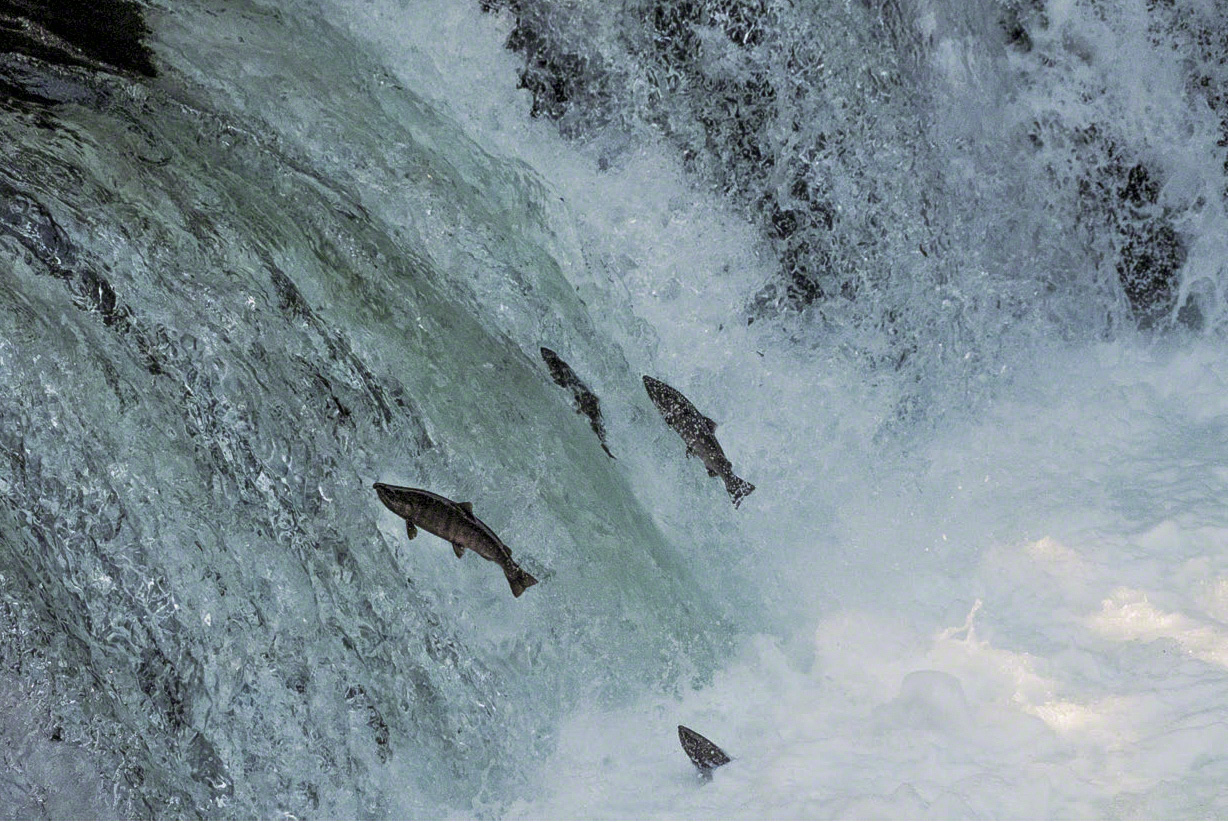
[541,347,615,458]
[373,483,538,597]
[643,375,755,507]
[678,725,731,778]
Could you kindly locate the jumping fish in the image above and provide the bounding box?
[642,375,755,507]
[373,483,538,597]
[677,725,731,779]
[540,346,615,458]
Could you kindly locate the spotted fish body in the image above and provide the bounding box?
[373,483,538,597]
[642,375,755,507]
[677,724,731,778]
[540,346,615,458]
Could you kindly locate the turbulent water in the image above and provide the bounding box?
[1,0,1227,817]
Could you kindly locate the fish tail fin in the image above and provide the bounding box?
[509,567,539,598]
[729,477,755,508]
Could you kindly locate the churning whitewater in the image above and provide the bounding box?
[1,0,1227,817]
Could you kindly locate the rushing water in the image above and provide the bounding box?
[1,0,1227,817]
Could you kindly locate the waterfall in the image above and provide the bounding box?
[1,0,1226,816]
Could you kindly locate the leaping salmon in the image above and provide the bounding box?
[540,346,615,458]
[373,483,538,597]
[642,375,755,507]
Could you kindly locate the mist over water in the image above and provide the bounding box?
[1,0,1227,817]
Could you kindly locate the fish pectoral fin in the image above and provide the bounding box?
[702,414,718,432]
[458,501,474,516]
[452,542,466,558]
[706,467,719,477]
[405,521,418,540]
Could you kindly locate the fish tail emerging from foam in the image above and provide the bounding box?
[507,565,538,598]
[677,724,731,777]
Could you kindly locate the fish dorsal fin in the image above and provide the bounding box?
[458,501,474,516]
[702,414,717,432]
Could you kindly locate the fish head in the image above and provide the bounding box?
[642,375,671,409]
[373,482,418,519]
[541,347,572,384]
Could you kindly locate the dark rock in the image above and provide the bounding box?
[0,0,156,77]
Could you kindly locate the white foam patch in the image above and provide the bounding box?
[512,603,1145,817]
[1092,588,1228,669]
